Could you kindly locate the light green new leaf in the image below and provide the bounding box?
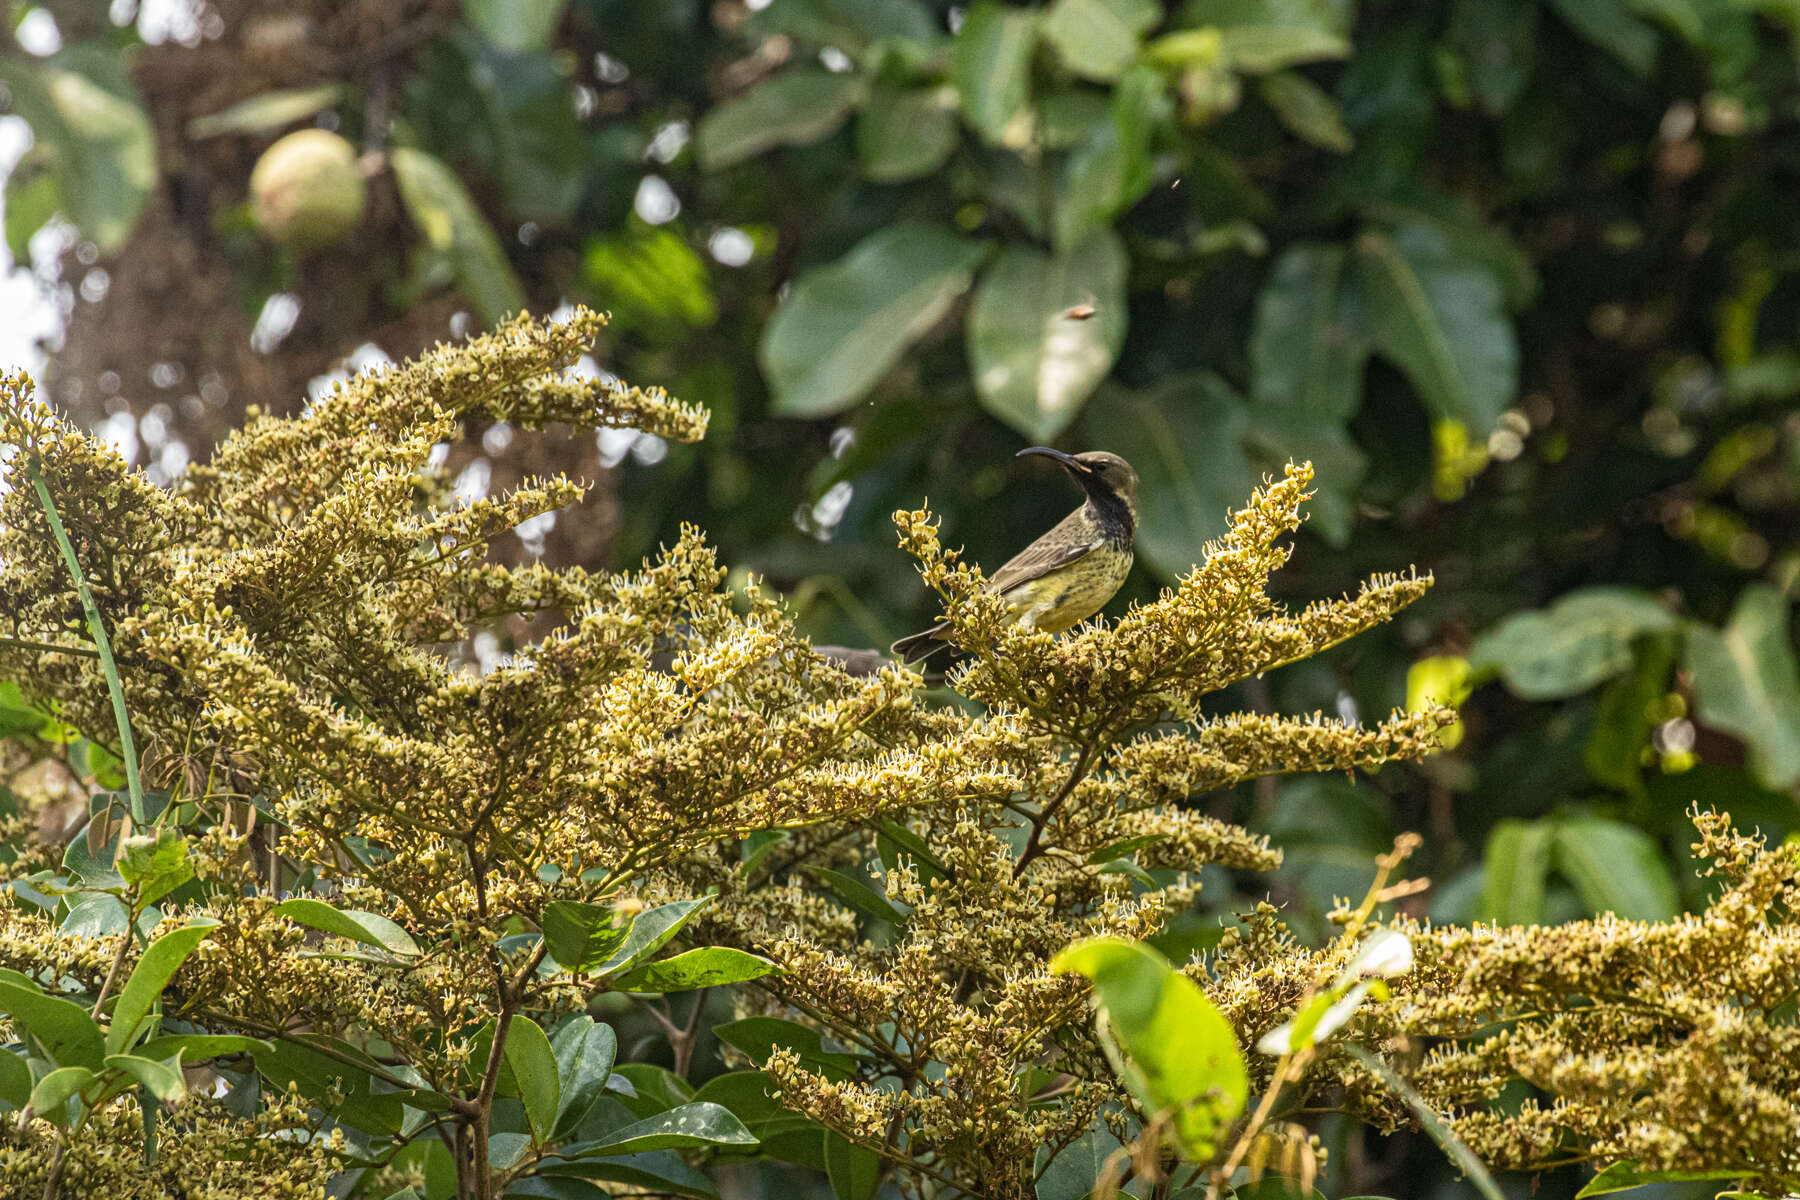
[273,898,420,958]
[0,981,105,1070]
[968,229,1128,443]
[505,1014,560,1143]
[696,71,866,170]
[610,947,782,993]
[953,2,1038,145]
[761,224,988,418]
[1355,225,1517,435]
[1553,818,1680,921]
[391,146,526,327]
[575,1101,758,1155]
[1042,0,1160,80]
[0,59,155,252]
[857,85,958,182]
[1468,587,1675,700]
[186,84,345,139]
[1479,819,1552,926]
[106,918,220,1056]
[1051,937,1247,1159]
[465,0,569,54]
[104,1052,185,1103]
[1686,584,1800,790]
[117,827,192,909]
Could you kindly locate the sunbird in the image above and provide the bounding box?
[892,447,1139,663]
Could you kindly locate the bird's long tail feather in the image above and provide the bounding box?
[890,623,953,664]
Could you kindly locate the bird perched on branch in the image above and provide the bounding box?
[891,447,1138,664]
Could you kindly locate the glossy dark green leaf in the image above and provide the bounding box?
[1035,1115,1124,1200]
[1575,1161,1748,1197]
[1552,818,1679,921]
[552,1016,618,1139]
[1686,584,1800,790]
[542,901,630,973]
[875,821,948,888]
[537,1149,719,1198]
[59,893,129,939]
[273,898,419,958]
[391,145,526,327]
[953,2,1038,145]
[696,71,865,170]
[596,896,713,978]
[714,1016,861,1082]
[760,224,988,418]
[1479,819,1552,926]
[804,866,910,926]
[1354,225,1517,435]
[858,84,958,182]
[1469,588,1676,700]
[611,946,782,993]
[135,1034,272,1063]
[1042,0,1160,80]
[610,1063,695,1117]
[0,980,105,1070]
[0,1047,33,1109]
[504,1014,560,1143]
[570,1101,757,1155]
[967,229,1128,443]
[252,1037,405,1135]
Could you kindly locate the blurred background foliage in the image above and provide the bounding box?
[5,0,1800,1194]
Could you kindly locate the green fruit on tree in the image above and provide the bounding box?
[249,129,366,250]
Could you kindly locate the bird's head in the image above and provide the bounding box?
[1017,447,1139,515]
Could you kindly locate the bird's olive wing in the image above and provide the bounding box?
[983,511,1105,596]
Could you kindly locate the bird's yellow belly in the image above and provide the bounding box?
[1001,549,1133,634]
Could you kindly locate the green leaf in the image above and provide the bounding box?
[135,1033,272,1062]
[611,947,782,993]
[1042,0,1160,80]
[967,229,1128,443]
[747,0,939,48]
[537,1150,718,1198]
[552,1016,618,1139]
[596,896,714,979]
[500,1014,559,1143]
[573,1101,758,1155]
[391,145,526,327]
[60,893,130,939]
[30,1065,95,1122]
[63,823,125,892]
[1354,225,1517,435]
[0,1047,33,1109]
[0,58,155,252]
[875,821,948,888]
[1054,65,1161,250]
[4,166,59,264]
[953,2,1039,145]
[1258,71,1352,152]
[1575,1162,1749,1197]
[1084,373,1262,580]
[1686,584,1800,790]
[1585,635,1675,790]
[104,1052,185,1103]
[186,83,346,138]
[1251,243,1367,423]
[714,1017,861,1082]
[857,84,958,182]
[1552,818,1679,921]
[273,899,420,958]
[0,981,105,1070]
[760,224,988,418]
[825,1130,883,1200]
[106,918,220,1056]
[1346,1046,1503,1200]
[465,0,570,54]
[117,828,192,909]
[1051,937,1248,1159]
[1544,0,1660,74]
[251,1036,405,1135]
[1035,1116,1124,1200]
[803,867,910,926]
[1192,0,1353,72]
[696,71,865,170]
[689,1071,787,1129]
[1446,0,1536,115]
[1469,588,1677,700]
[542,901,630,973]
[1479,820,1552,926]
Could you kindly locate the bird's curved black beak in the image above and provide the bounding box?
[1017,446,1091,476]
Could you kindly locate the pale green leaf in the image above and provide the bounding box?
[857,85,958,182]
[696,71,865,170]
[1553,818,1680,921]
[1480,819,1552,926]
[391,145,526,327]
[1042,0,1160,80]
[1469,587,1675,700]
[953,2,1038,145]
[465,0,570,53]
[1686,584,1800,790]
[186,84,345,139]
